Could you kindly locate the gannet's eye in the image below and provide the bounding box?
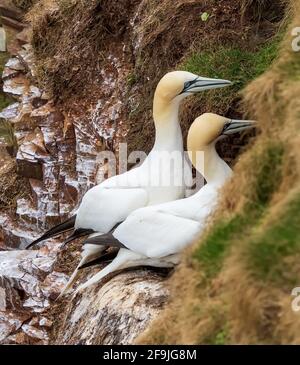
[180,77,200,94]
[221,120,232,135]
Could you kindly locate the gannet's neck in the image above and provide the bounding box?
[197,143,232,186]
[152,94,183,152]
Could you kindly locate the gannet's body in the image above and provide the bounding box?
[73,72,231,233]
[26,73,232,297]
[28,71,231,249]
[73,113,256,292]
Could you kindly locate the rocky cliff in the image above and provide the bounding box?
[0,1,171,344]
[0,0,283,344]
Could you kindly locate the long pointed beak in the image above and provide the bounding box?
[181,76,232,94]
[222,119,257,135]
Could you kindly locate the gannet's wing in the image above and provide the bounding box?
[113,185,218,258]
[76,187,149,232]
[111,210,200,258]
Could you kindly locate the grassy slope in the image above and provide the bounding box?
[138,0,300,344]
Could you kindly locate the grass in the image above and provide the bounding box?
[194,215,247,278]
[180,39,281,113]
[247,193,300,285]
[251,142,284,209]
[213,328,229,345]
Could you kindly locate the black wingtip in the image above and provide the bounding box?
[25,215,77,250]
[25,236,46,250]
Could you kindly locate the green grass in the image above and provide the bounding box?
[213,328,229,345]
[194,215,248,278]
[182,41,280,88]
[180,39,280,112]
[251,143,284,209]
[247,193,300,285]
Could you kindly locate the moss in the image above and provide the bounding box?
[247,194,300,285]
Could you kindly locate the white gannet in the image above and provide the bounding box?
[73,113,256,293]
[26,72,231,294]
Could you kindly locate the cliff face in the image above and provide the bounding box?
[0,1,170,344]
[0,0,283,344]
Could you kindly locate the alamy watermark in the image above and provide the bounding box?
[94,143,205,194]
[292,27,300,52]
[291,287,300,312]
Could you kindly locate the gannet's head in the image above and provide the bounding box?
[187,113,256,159]
[155,71,232,102]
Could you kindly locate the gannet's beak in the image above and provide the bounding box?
[181,76,232,94]
[222,119,257,135]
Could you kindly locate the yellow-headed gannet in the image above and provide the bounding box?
[73,113,256,293]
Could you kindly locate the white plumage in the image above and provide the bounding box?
[113,184,218,258]
[73,113,256,293]
[57,73,232,296]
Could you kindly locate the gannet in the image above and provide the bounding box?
[73,113,256,293]
[26,72,231,294]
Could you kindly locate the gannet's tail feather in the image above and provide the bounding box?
[83,232,126,249]
[78,249,119,269]
[26,215,76,249]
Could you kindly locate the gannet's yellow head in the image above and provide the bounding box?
[155,71,232,102]
[187,113,256,164]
